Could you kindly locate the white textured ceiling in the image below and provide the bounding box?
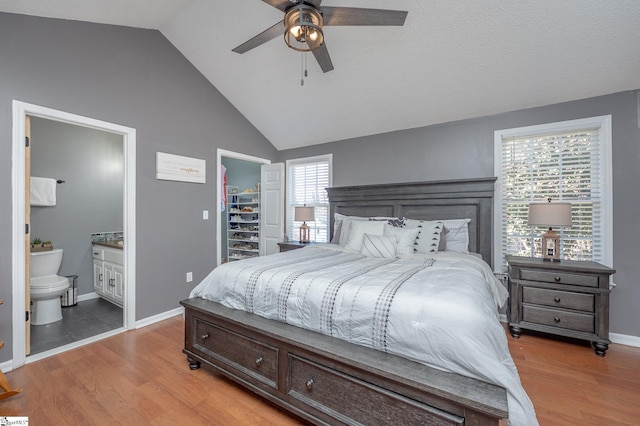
[2,1,640,150]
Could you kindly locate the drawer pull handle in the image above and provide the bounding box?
[305,378,314,390]
[109,278,115,287]
[554,276,561,282]
[554,316,561,323]
[201,333,209,340]
[255,357,263,366]
[554,297,561,303]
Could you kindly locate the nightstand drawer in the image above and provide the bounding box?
[522,305,594,333]
[523,287,594,312]
[520,269,599,288]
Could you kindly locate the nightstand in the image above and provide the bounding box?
[277,241,314,252]
[506,255,615,356]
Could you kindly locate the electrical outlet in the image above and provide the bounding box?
[186,272,193,283]
[203,210,209,220]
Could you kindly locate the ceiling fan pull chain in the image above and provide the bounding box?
[300,51,305,86]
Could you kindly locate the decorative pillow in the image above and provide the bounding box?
[442,218,471,253]
[332,214,368,244]
[360,234,398,258]
[383,224,419,255]
[403,219,444,254]
[343,220,387,251]
[333,213,398,245]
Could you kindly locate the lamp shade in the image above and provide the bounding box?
[528,202,572,227]
[295,206,315,222]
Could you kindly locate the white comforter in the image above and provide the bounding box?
[190,245,538,425]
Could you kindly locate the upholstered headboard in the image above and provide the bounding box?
[326,177,497,267]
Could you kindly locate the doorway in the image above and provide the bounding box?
[11,101,137,368]
[216,149,270,266]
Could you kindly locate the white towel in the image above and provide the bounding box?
[30,177,57,206]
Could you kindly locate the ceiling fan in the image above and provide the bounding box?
[232,0,408,73]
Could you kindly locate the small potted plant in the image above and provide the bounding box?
[42,240,53,250]
[31,238,42,249]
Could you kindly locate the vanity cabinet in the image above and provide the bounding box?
[92,245,124,307]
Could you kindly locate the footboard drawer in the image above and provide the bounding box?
[192,317,278,388]
[287,355,464,425]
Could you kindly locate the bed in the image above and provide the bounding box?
[181,178,538,426]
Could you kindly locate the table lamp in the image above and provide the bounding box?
[295,206,314,243]
[528,199,572,262]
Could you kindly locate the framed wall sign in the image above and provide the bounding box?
[156,152,206,184]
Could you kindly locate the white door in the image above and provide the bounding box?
[260,163,284,256]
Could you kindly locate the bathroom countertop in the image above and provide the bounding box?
[92,240,124,249]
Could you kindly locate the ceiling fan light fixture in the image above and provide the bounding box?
[284,4,324,52]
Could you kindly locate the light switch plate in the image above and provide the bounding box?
[203,210,209,220]
[186,272,193,282]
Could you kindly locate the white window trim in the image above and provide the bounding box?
[286,154,333,243]
[493,115,612,272]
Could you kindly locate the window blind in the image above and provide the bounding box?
[497,124,606,271]
[286,155,332,243]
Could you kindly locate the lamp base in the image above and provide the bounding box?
[541,228,561,262]
[299,222,310,244]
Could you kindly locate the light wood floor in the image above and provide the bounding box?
[1,315,639,425]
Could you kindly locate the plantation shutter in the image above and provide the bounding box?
[497,124,605,271]
[286,155,332,243]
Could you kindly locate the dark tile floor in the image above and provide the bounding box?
[30,298,123,355]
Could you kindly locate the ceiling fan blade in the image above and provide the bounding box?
[322,7,408,26]
[232,20,285,54]
[310,41,334,73]
[261,0,291,12]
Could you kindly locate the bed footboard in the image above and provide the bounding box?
[181,297,507,426]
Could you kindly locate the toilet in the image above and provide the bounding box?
[30,248,70,325]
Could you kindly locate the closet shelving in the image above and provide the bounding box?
[226,186,260,261]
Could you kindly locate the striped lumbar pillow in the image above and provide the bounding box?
[360,234,398,258]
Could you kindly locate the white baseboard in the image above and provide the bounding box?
[0,359,13,373]
[610,332,640,348]
[77,292,100,302]
[135,306,184,329]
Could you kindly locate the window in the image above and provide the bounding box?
[286,154,333,243]
[494,116,612,271]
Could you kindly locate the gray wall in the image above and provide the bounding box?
[221,157,262,260]
[30,117,124,296]
[0,13,278,362]
[277,90,640,338]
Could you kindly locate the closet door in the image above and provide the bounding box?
[260,163,284,256]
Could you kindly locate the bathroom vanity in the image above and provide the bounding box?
[92,242,124,307]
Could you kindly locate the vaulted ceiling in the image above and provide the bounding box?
[2,0,639,150]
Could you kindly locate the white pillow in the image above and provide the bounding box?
[360,234,398,258]
[403,219,444,254]
[332,213,368,244]
[343,220,387,251]
[442,218,471,253]
[383,224,419,255]
[334,213,397,245]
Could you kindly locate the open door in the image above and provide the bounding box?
[24,115,31,356]
[260,163,284,256]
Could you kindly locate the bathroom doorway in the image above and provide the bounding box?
[29,117,123,355]
[11,101,137,368]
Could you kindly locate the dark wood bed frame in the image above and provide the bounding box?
[181,177,507,425]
